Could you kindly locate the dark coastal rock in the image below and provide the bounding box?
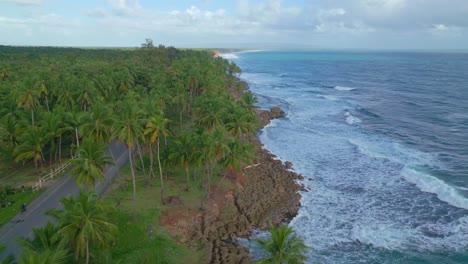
[285,161,293,170]
[269,107,286,119]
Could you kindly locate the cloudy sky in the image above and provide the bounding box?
[1,0,467,49]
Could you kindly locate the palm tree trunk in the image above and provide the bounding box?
[45,96,49,112]
[86,239,89,264]
[49,139,53,166]
[31,109,35,128]
[129,149,137,222]
[59,136,62,163]
[148,143,154,187]
[185,161,190,191]
[157,139,165,204]
[136,141,147,182]
[75,127,80,148]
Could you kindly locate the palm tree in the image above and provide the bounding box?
[38,80,50,112]
[220,140,254,179]
[144,114,169,203]
[41,111,61,165]
[255,225,308,264]
[169,133,193,191]
[80,104,114,144]
[71,139,113,190]
[64,109,85,151]
[47,190,117,264]
[56,79,76,110]
[112,100,144,219]
[225,108,257,140]
[239,91,259,114]
[18,222,71,264]
[14,127,46,167]
[17,78,39,128]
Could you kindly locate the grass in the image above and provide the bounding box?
[101,160,224,263]
[0,156,73,227]
[0,191,41,226]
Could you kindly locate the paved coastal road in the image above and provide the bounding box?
[0,141,128,260]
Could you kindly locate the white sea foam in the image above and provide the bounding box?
[351,224,414,250]
[345,111,361,125]
[334,86,356,91]
[316,95,339,101]
[219,53,239,59]
[402,166,468,210]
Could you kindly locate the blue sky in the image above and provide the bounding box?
[0,0,467,49]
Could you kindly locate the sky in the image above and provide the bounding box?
[0,0,467,49]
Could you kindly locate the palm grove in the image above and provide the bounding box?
[0,43,262,262]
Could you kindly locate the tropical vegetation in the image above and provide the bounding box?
[0,42,261,262]
[255,225,309,264]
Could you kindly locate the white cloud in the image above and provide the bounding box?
[106,0,142,16]
[433,24,448,31]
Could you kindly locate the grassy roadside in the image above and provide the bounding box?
[0,157,73,227]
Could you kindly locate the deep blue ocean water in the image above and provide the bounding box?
[230,51,468,264]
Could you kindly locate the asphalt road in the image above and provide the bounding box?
[0,140,129,260]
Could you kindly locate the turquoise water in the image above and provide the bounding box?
[233,51,468,263]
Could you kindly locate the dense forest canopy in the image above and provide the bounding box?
[0,44,245,169]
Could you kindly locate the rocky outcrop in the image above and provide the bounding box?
[269,107,286,119]
[192,143,303,263]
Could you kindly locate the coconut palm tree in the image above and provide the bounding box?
[17,222,71,264]
[225,108,257,140]
[220,139,254,179]
[47,190,117,264]
[71,139,113,190]
[64,109,85,151]
[169,133,193,191]
[112,100,144,219]
[41,111,61,165]
[80,104,114,145]
[239,91,259,114]
[17,78,39,128]
[14,126,46,167]
[255,225,309,264]
[144,113,169,202]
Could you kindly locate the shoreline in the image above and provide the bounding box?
[194,79,304,263]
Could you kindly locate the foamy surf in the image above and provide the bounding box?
[345,111,361,125]
[402,166,468,210]
[335,86,356,91]
[219,53,239,59]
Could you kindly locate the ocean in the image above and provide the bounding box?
[231,51,468,263]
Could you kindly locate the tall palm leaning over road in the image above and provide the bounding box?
[17,222,71,264]
[112,100,144,220]
[71,139,113,190]
[47,190,117,264]
[144,113,170,203]
[255,225,309,264]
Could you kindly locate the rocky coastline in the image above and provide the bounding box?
[196,81,303,263]
[159,80,304,263]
